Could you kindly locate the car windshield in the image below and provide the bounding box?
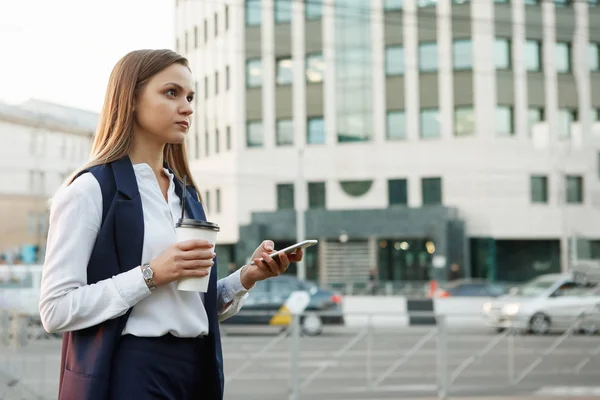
[513,277,558,297]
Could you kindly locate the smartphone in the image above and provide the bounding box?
[258,239,318,262]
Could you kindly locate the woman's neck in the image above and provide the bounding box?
[129,143,165,174]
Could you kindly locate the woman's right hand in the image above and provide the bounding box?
[149,240,216,286]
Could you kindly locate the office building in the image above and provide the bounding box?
[175,0,600,284]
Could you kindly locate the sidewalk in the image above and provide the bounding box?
[401,397,600,400]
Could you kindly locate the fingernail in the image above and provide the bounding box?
[212,253,216,258]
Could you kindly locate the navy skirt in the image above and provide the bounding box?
[108,334,207,400]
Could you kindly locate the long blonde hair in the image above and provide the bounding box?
[67,49,200,195]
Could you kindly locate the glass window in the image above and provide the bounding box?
[275,0,292,23]
[246,59,262,88]
[226,66,230,90]
[387,111,406,140]
[385,46,405,76]
[420,108,440,138]
[226,126,231,150]
[531,176,548,203]
[276,57,293,85]
[277,183,295,209]
[216,188,221,213]
[528,108,544,134]
[214,71,219,94]
[205,131,209,156]
[246,0,261,26]
[308,182,326,209]
[558,109,576,139]
[340,181,373,197]
[454,107,475,136]
[246,121,263,147]
[335,0,372,144]
[495,38,511,69]
[496,106,513,136]
[422,177,442,205]
[307,117,325,144]
[306,53,324,82]
[388,179,407,205]
[335,1,372,144]
[385,0,403,8]
[419,43,438,72]
[554,0,569,6]
[566,175,583,204]
[417,0,437,7]
[453,40,472,70]
[556,42,571,73]
[589,43,599,71]
[276,119,294,146]
[225,5,230,30]
[214,12,219,37]
[305,0,322,20]
[525,40,542,72]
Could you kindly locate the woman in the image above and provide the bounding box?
[39,49,303,400]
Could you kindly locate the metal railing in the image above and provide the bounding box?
[222,309,600,400]
[3,308,600,400]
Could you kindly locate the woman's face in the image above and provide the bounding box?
[134,63,195,146]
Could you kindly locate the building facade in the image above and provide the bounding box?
[175,0,600,285]
[0,100,96,263]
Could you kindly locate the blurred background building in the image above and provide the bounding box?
[0,100,96,264]
[175,0,600,287]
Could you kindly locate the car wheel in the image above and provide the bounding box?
[578,320,598,335]
[301,313,323,336]
[529,313,551,335]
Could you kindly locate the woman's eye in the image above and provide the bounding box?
[187,96,194,103]
[166,89,177,97]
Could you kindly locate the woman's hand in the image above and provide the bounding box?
[240,240,304,290]
[149,240,215,286]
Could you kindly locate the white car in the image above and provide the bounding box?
[482,273,600,335]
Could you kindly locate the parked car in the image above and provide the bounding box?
[221,274,345,335]
[482,273,600,335]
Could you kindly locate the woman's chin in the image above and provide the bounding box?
[165,133,187,145]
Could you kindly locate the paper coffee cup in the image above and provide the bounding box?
[175,218,220,292]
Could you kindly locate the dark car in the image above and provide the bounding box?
[436,279,508,297]
[221,274,344,335]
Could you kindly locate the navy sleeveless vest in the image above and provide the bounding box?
[57,156,224,400]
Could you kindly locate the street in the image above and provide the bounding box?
[2,325,600,399]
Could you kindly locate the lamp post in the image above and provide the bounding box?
[295,148,306,280]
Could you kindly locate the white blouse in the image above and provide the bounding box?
[39,163,249,338]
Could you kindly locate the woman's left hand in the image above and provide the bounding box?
[240,240,304,290]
